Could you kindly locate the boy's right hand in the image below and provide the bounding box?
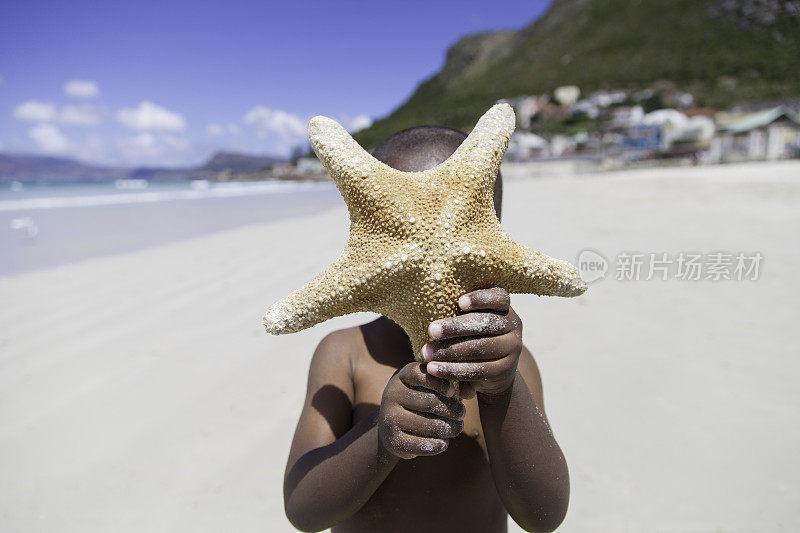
[377,362,465,460]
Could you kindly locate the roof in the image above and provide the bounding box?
[724,106,800,134]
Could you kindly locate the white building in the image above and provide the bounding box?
[587,90,628,108]
[295,157,325,176]
[506,131,549,161]
[643,109,715,151]
[716,106,800,162]
[554,86,580,106]
[611,106,645,129]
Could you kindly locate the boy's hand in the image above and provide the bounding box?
[378,362,465,460]
[422,288,522,397]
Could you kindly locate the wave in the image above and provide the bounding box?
[0,180,333,212]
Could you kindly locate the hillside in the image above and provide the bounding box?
[355,0,800,148]
[0,154,125,182]
[199,152,284,173]
[0,151,286,183]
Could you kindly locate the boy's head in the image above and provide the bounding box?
[372,126,503,219]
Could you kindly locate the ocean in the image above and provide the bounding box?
[0,179,339,276]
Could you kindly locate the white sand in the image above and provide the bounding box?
[1,161,799,532]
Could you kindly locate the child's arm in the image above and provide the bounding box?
[283,330,464,532]
[423,288,570,533]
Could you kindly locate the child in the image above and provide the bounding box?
[283,126,570,533]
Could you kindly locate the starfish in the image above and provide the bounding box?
[263,103,587,359]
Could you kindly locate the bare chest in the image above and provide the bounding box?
[338,356,506,533]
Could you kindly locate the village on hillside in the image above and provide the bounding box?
[498,84,800,171]
[261,85,800,182]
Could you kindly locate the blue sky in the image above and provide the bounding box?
[0,0,550,167]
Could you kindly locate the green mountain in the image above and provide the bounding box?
[355,0,800,148]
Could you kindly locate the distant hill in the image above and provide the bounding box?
[355,0,800,148]
[0,151,287,183]
[199,151,284,173]
[0,153,123,182]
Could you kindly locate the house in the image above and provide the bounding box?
[623,125,661,152]
[685,108,717,118]
[295,157,325,176]
[554,85,580,106]
[587,90,628,108]
[498,95,550,129]
[716,106,800,162]
[610,105,645,130]
[506,131,549,161]
[572,100,599,120]
[668,116,715,150]
[642,109,715,151]
[665,91,695,109]
[549,135,577,157]
[538,102,571,121]
[569,91,629,121]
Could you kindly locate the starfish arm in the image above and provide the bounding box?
[263,250,376,335]
[308,116,396,189]
[490,238,588,297]
[440,103,516,191]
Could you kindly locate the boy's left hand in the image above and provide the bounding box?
[422,287,522,398]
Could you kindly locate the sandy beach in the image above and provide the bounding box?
[1,161,799,532]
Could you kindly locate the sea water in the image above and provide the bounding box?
[0,180,338,275]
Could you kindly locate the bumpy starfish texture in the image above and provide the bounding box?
[264,104,587,358]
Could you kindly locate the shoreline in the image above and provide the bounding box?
[0,180,334,211]
[1,185,340,276]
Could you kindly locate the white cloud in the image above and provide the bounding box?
[116,132,192,165]
[33,132,195,167]
[63,79,100,98]
[13,100,104,125]
[241,106,309,156]
[14,100,57,122]
[29,124,70,154]
[244,106,306,139]
[238,108,370,151]
[205,123,224,136]
[59,104,104,125]
[116,101,186,132]
[339,114,373,132]
[119,132,158,156]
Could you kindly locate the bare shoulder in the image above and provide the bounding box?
[517,344,546,412]
[286,326,365,465]
[312,326,363,362]
[306,326,364,387]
